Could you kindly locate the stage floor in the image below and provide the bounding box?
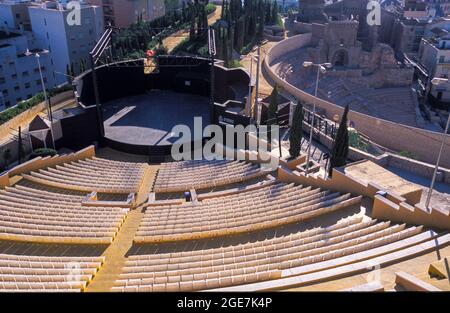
[103,90,211,146]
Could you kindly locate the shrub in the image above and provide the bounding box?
[0,85,71,126]
[398,150,418,160]
[29,148,57,159]
[205,3,217,15]
[348,129,369,152]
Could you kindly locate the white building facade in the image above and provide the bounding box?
[0,29,56,110]
[0,1,104,110]
[419,34,450,102]
[29,1,104,85]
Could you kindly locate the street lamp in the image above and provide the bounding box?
[303,61,332,175]
[25,48,52,122]
[244,54,258,117]
[424,77,450,210]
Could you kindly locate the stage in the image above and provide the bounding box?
[103,90,211,147]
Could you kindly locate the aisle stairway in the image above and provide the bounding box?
[84,166,157,292]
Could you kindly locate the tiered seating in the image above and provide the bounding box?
[153,160,265,193]
[0,254,104,292]
[113,216,427,291]
[0,184,128,244]
[22,157,146,193]
[135,182,362,243]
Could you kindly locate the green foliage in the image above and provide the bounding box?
[30,148,57,159]
[213,0,280,68]
[112,7,185,61]
[171,2,217,56]
[229,60,243,68]
[348,129,369,152]
[2,148,11,167]
[267,85,278,125]
[289,101,303,158]
[0,85,71,126]
[398,150,418,160]
[171,38,209,56]
[205,3,216,15]
[329,105,350,177]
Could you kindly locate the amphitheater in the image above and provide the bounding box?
[0,142,448,293]
[272,48,421,128]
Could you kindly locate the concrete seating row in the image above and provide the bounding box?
[0,185,128,244]
[0,254,104,292]
[154,160,266,193]
[212,231,450,291]
[135,182,362,243]
[113,217,426,291]
[22,156,147,194]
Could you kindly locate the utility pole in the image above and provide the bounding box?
[425,77,450,210]
[255,44,261,125]
[208,27,216,123]
[90,54,105,140]
[18,126,22,165]
[246,57,253,117]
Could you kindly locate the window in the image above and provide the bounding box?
[439,55,445,63]
[25,82,31,89]
[14,85,20,91]
[15,13,20,18]
[22,71,29,77]
[2,90,8,96]
[11,74,17,79]
[0,77,5,84]
[36,80,41,86]
[44,18,47,26]
[27,94,32,99]
[5,101,10,107]
[16,97,22,102]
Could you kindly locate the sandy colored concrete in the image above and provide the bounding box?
[285,245,450,291]
[344,160,422,197]
[85,165,157,292]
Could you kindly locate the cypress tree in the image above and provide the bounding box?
[268,85,278,124]
[329,105,350,177]
[289,101,304,158]
[272,1,278,24]
[267,85,278,142]
[66,64,72,83]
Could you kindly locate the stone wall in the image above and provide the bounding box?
[265,34,450,169]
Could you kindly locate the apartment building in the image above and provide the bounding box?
[0,0,31,31]
[419,31,450,103]
[87,0,165,28]
[0,29,56,110]
[29,1,104,85]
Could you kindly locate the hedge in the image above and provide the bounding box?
[30,148,57,159]
[0,84,72,126]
